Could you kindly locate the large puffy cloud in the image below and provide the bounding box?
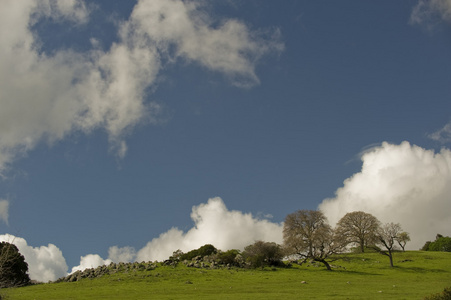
[0,0,282,174]
[410,0,451,26]
[0,198,282,279]
[135,197,283,262]
[0,234,68,282]
[319,141,451,250]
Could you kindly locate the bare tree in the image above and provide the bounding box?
[397,232,410,251]
[374,222,403,267]
[335,211,381,253]
[283,210,345,271]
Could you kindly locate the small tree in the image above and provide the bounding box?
[336,211,381,253]
[397,232,410,251]
[283,210,345,271]
[0,242,30,288]
[374,222,403,267]
[242,241,283,268]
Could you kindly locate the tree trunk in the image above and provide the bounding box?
[388,250,394,267]
[360,238,365,253]
[315,258,332,271]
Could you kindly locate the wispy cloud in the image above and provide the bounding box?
[0,200,9,225]
[428,122,451,143]
[319,141,451,250]
[410,0,451,28]
[0,0,283,174]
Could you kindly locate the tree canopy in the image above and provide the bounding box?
[0,242,30,288]
[336,211,381,253]
[242,241,283,268]
[283,210,345,270]
[374,222,403,267]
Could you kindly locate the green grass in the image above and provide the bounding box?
[3,251,451,299]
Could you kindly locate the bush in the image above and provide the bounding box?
[242,241,284,268]
[421,241,431,251]
[217,249,240,266]
[422,234,451,252]
[0,242,30,288]
[423,287,451,300]
[428,237,451,252]
[179,244,218,261]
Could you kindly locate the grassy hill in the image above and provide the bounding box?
[3,251,451,299]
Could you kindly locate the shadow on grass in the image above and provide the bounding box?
[394,266,449,273]
[336,269,383,276]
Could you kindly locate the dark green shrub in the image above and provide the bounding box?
[421,241,431,251]
[242,241,283,268]
[0,242,30,288]
[180,244,217,261]
[428,237,451,252]
[217,249,240,266]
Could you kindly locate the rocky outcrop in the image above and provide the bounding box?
[55,261,158,283]
[55,254,252,283]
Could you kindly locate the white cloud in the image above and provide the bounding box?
[0,200,9,224]
[0,0,282,174]
[108,246,136,263]
[429,122,451,143]
[0,198,281,279]
[122,0,284,87]
[136,197,283,262]
[319,141,451,250]
[0,234,68,283]
[70,254,112,274]
[410,0,451,27]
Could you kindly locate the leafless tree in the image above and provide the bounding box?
[283,210,345,271]
[335,211,381,253]
[397,232,410,251]
[374,222,403,267]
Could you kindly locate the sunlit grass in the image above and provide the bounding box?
[4,251,451,299]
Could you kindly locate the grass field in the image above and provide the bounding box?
[3,251,451,299]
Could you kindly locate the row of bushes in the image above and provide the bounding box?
[169,241,284,269]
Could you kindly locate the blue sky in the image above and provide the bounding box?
[0,0,450,282]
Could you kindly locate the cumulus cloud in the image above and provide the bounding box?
[70,254,112,274]
[0,0,282,174]
[0,234,68,282]
[0,200,9,224]
[136,197,283,262]
[85,197,284,264]
[429,122,451,143]
[319,141,451,250]
[0,198,281,278]
[410,0,451,27]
